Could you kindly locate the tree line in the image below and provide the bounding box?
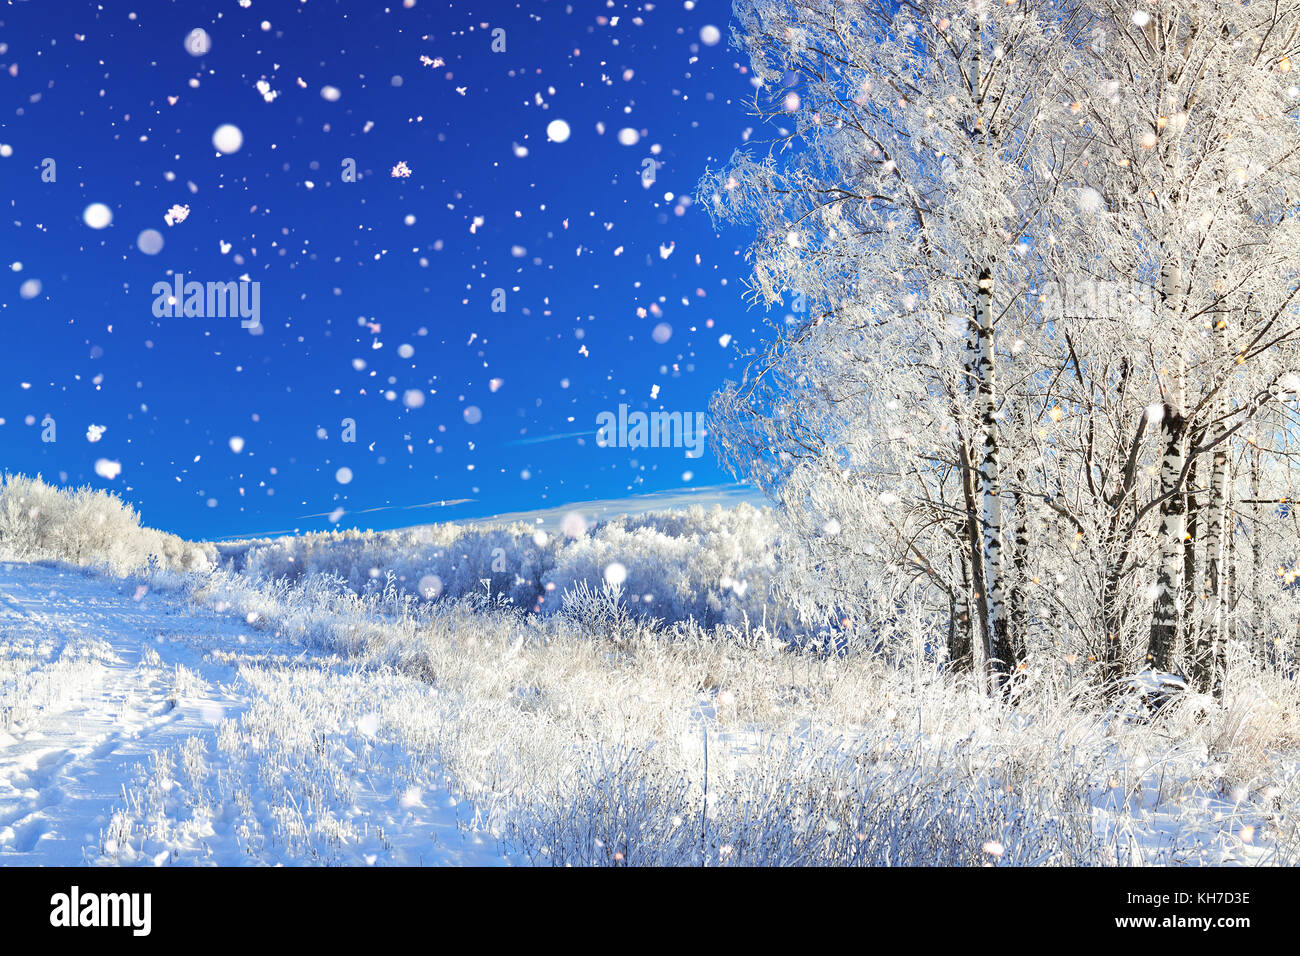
[702,0,1300,695]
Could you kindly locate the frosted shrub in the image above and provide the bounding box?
[218,502,789,631]
[497,734,1100,866]
[0,473,213,575]
[221,521,559,607]
[560,579,647,640]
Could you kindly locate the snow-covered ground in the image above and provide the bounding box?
[3,545,1299,867]
[0,561,505,866]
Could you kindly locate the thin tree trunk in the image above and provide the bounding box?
[1147,403,1187,674]
[1100,553,1129,689]
[1182,439,1202,674]
[1148,253,1187,676]
[972,266,1013,692]
[1225,470,1239,656]
[1100,568,1123,686]
[1009,466,1030,664]
[1293,615,1300,679]
[1250,449,1265,666]
[966,28,1013,695]
[950,523,975,672]
[959,437,991,680]
[1199,443,1229,695]
[1098,361,1141,691]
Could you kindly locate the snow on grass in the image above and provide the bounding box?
[166,562,1300,866]
[3,480,1300,865]
[0,562,503,866]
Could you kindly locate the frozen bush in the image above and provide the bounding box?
[0,473,214,575]
[217,502,791,632]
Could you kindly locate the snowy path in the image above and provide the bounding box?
[0,562,507,866]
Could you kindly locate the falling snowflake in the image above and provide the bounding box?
[164,204,190,227]
[212,124,244,154]
[83,203,113,229]
[255,79,279,103]
[390,161,412,179]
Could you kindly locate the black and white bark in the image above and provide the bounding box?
[1182,437,1203,672]
[959,432,992,679]
[1147,250,1190,675]
[1196,439,1229,694]
[950,528,976,673]
[1250,448,1266,666]
[1009,463,1031,664]
[972,267,1013,691]
[1147,403,1187,675]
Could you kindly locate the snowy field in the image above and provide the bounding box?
[3,478,1300,866]
[0,561,501,865]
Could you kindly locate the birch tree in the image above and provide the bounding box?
[1066,0,1300,685]
[703,0,1086,689]
[703,0,1300,696]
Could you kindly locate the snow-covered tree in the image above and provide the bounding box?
[703,0,1089,688]
[706,0,1300,695]
[1062,1,1300,689]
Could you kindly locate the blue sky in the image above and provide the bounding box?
[0,0,781,539]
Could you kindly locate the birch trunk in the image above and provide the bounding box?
[1182,441,1202,669]
[959,435,991,679]
[1009,465,1030,663]
[1100,558,1127,688]
[1196,443,1229,694]
[1147,257,1187,676]
[1147,403,1187,674]
[973,267,1013,691]
[966,25,1012,693]
[950,522,975,672]
[1250,449,1266,666]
